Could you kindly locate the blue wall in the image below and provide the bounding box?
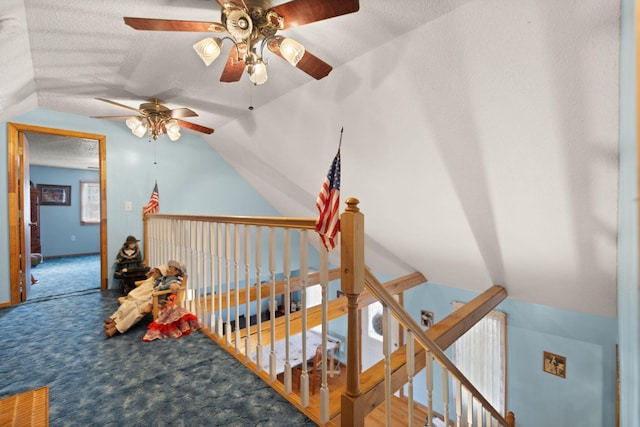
[31,166,100,257]
[0,109,281,300]
[402,282,617,427]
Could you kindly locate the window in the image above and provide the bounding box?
[451,302,507,413]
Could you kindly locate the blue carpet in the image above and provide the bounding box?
[29,254,100,301]
[1,256,316,426]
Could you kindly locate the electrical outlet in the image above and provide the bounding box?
[420,310,434,327]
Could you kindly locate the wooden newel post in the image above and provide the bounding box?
[340,198,366,427]
[142,208,149,266]
[506,411,516,427]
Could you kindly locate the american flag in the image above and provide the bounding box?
[315,148,341,251]
[143,182,159,215]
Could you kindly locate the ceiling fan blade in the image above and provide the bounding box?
[169,108,198,119]
[272,0,360,30]
[123,17,225,33]
[267,39,332,80]
[295,50,332,80]
[95,98,141,113]
[220,43,246,83]
[176,119,215,135]
[91,115,139,119]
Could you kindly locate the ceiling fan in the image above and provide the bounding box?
[91,98,214,141]
[123,0,360,85]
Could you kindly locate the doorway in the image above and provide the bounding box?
[7,123,108,303]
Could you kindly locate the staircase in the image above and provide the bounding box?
[142,198,516,426]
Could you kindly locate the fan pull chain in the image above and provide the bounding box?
[153,139,158,165]
[248,83,254,111]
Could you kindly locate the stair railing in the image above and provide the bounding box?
[339,199,514,426]
[143,212,339,423]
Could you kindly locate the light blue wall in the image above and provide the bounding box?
[1,109,281,301]
[30,166,100,257]
[403,282,617,427]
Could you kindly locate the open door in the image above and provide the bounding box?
[7,123,108,304]
[19,131,32,301]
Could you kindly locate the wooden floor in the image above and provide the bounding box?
[274,363,436,427]
[366,395,434,427]
[0,386,49,427]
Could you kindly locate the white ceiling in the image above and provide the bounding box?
[0,0,622,318]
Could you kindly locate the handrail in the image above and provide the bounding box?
[364,267,511,426]
[145,213,317,229]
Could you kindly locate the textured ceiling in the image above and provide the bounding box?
[0,0,622,318]
[26,132,99,170]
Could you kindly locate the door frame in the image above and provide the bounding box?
[7,123,108,303]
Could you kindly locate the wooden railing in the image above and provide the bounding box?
[142,199,515,426]
[143,212,339,424]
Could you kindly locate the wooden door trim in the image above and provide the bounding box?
[7,123,108,303]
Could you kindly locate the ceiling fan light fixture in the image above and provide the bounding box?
[193,37,223,66]
[125,116,142,130]
[248,59,268,85]
[125,116,149,137]
[133,121,149,138]
[279,38,305,66]
[165,120,181,141]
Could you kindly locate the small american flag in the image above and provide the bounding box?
[143,182,159,215]
[315,147,341,251]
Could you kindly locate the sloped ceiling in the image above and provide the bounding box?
[0,0,621,318]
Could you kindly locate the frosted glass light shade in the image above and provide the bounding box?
[125,116,142,130]
[165,120,181,141]
[248,60,268,85]
[279,38,305,66]
[126,117,148,137]
[193,37,223,66]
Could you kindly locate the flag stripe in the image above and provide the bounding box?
[315,149,341,251]
[143,183,159,215]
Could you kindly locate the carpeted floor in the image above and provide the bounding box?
[1,255,316,426]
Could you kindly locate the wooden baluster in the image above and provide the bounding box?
[244,225,252,362]
[225,223,232,344]
[209,223,217,333]
[201,222,210,329]
[407,330,415,425]
[233,224,241,353]
[194,221,201,325]
[268,227,277,381]
[477,402,483,427]
[456,379,462,427]
[216,223,223,337]
[442,367,450,427]
[383,305,393,427]
[283,229,292,393]
[191,221,197,316]
[299,230,310,407]
[340,198,365,427]
[319,246,329,423]
[467,390,473,427]
[426,350,433,426]
[255,227,263,372]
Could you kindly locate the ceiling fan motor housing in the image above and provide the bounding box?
[223,7,253,42]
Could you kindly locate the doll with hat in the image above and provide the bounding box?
[113,235,145,293]
[114,235,143,277]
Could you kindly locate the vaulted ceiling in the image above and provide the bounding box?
[1,0,622,318]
